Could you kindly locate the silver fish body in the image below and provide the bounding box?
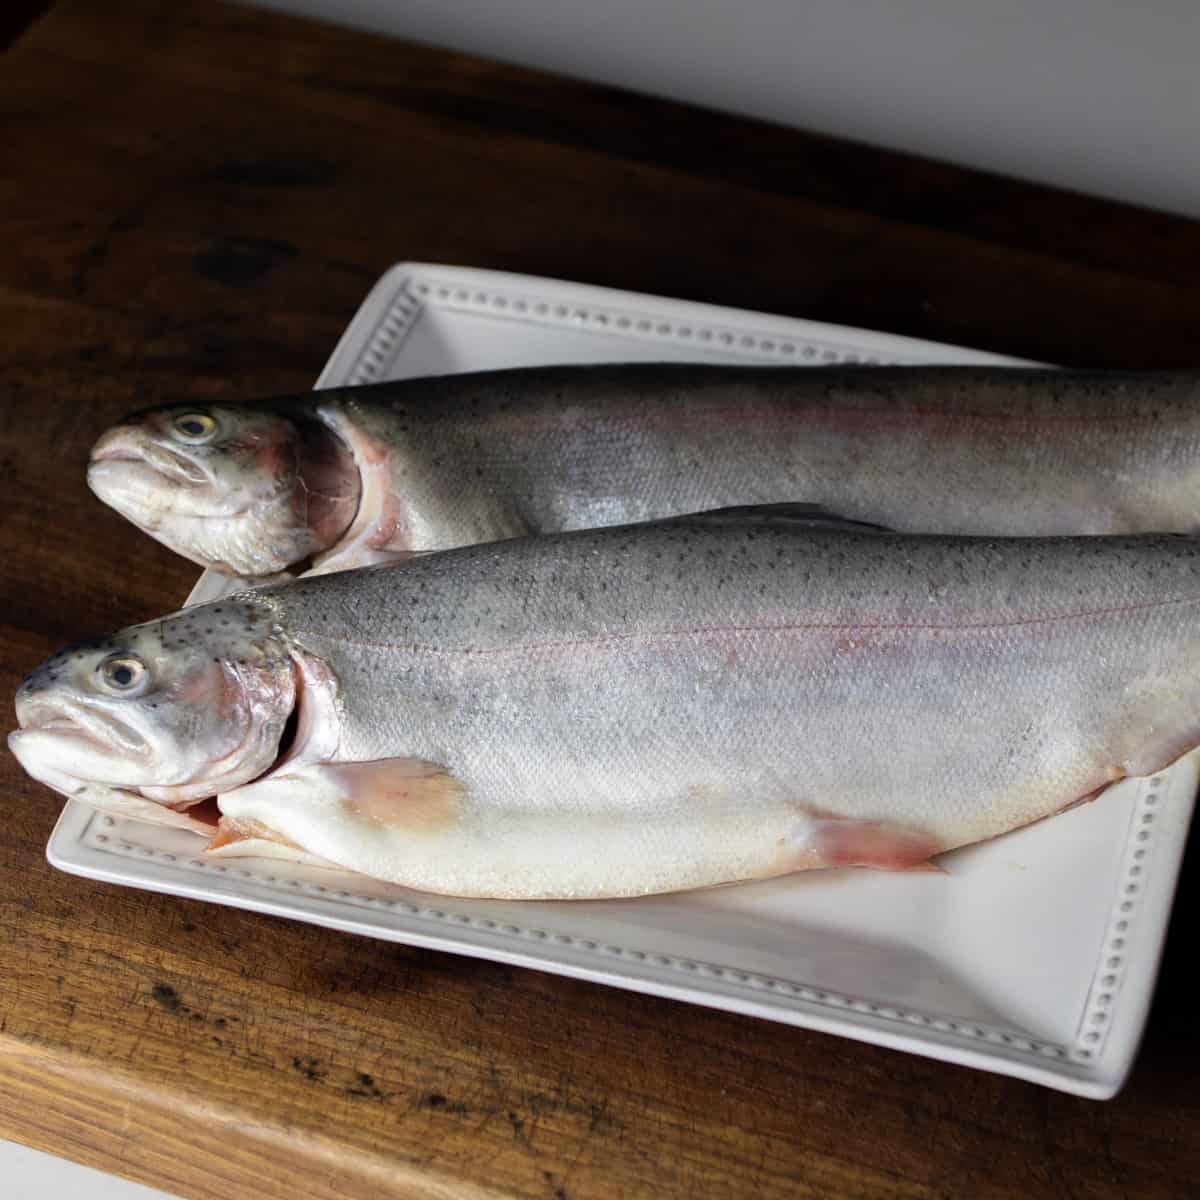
[89,365,1200,578]
[12,510,1200,898]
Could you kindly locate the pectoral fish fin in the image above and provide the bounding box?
[809,817,943,871]
[675,504,891,533]
[307,546,425,577]
[207,818,339,869]
[316,759,466,830]
[184,569,296,607]
[208,758,466,863]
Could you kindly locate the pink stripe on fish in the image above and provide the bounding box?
[301,590,1200,661]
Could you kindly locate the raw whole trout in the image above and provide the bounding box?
[11,507,1200,899]
[88,365,1200,579]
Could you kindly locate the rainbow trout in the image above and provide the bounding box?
[10,508,1200,898]
[88,365,1200,579]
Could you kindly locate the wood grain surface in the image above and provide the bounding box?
[3,2,1200,1197]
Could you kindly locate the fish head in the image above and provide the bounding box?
[9,598,297,810]
[88,404,359,577]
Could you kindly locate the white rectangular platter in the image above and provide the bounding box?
[48,262,1196,1098]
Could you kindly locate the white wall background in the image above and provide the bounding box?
[249,0,1200,219]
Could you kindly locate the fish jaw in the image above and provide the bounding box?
[12,689,153,786]
[6,729,216,834]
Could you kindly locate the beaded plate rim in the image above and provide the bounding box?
[48,262,1195,1100]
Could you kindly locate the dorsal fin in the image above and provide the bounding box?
[672,504,891,533]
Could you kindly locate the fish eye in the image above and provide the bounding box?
[171,412,218,443]
[97,654,149,695]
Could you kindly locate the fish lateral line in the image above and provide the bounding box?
[285,589,1200,660]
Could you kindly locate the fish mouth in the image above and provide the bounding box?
[90,426,211,488]
[7,727,220,834]
[91,443,209,488]
[15,697,149,760]
[87,463,253,526]
[142,442,210,486]
[89,456,239,537]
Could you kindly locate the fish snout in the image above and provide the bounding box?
[14,661,62,723]
[15,660,106,741]
[88,425,164,519]
[14,674,83,741]
[91,420,210,484]
[10,677,84,781]
[88,432,207,524]
[89,423,153,467]
[11,674,152,779]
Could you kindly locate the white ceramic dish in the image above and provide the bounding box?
[47,263,1196,1098]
